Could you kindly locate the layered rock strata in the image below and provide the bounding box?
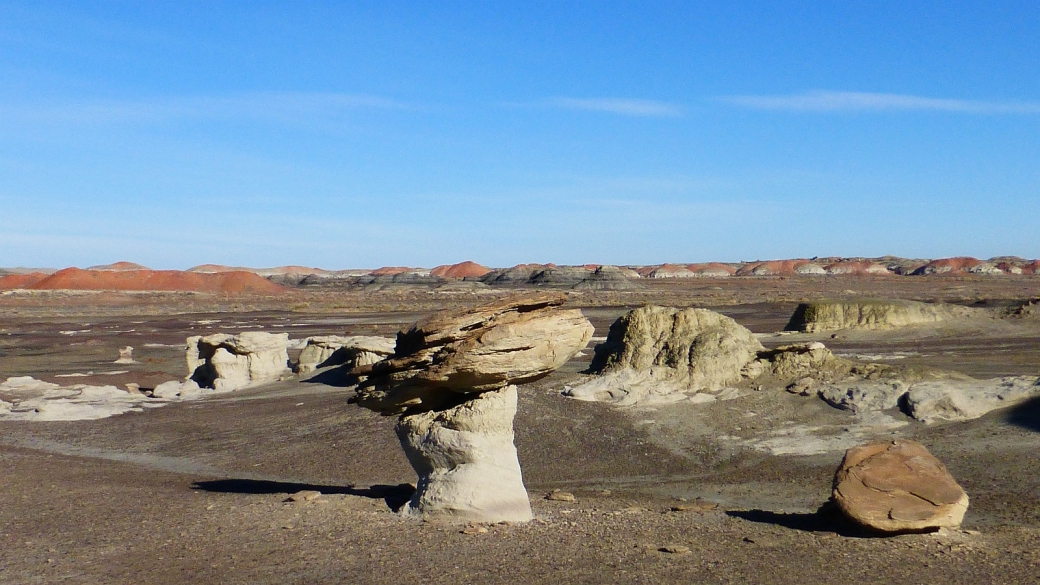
[785,299,978,332]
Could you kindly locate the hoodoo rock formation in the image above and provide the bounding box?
[833,440,969,533]
[350,293,594,523]
[187,332,292,392]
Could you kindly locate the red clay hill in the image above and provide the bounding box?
[0,272,50,290]
[23,268,285,294]
[430,261,490,278]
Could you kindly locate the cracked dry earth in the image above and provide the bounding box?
[3,284,1040,584]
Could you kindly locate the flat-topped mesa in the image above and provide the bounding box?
[350,293,594,524]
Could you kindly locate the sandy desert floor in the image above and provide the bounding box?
[2,276,1040,584]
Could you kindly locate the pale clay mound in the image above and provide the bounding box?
[785,299,982,332]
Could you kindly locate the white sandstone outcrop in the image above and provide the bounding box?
[294,335,395,374]
[151,379,204,399]
[187,332,291,391]
[396,385,532,523]
[903,377,1040,424]
[351,293,592,523]
[0,376,159,421]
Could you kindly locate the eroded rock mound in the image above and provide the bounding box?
[911,257,987,275]
[823,261,891,275]
[295,335,395,374]
[590,306,764,390]
[0,376,155,421]
[187,332,291,391]
[565,307,765,405]
[785,299,978,332]
[833,440,969,533]
[572,265,641,290]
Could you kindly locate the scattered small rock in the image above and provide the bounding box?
[461,524,488,535]
[546,490,577,502]
[114,346,135,364]
[285,490,322,503]
[670,500,719,513]
[786,377,814,395]
[659,545,691,554]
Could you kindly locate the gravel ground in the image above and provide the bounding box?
[2,282,1040,584]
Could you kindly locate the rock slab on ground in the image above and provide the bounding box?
[904,376,1040,424]
[833,440,969,533]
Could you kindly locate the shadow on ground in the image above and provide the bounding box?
[727,503,898,538]
[192,479,414,510]
[1005,396,1040,433]
[301,367,360,388]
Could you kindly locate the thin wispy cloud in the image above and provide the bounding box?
[720,90,1040,114]
[520,97,684,117]
[0,91,414,128]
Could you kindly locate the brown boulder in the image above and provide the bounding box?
[833,440,969,533]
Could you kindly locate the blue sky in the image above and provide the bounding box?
[1,1,1038,269]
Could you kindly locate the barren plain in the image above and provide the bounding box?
[2,274,1040,584]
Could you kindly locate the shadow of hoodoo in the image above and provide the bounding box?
[191,479,415,511]
[727,502,881,538]
[1005,396,1040,432]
